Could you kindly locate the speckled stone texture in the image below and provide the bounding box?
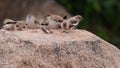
[0,29,120,68]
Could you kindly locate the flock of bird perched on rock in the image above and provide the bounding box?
[2,14,83,33]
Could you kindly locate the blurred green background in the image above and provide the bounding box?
[56,0,120,48]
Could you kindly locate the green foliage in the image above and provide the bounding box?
[57,0,120,48]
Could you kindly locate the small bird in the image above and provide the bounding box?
[25,14,52,33]
[3,18,17,24]
[44,14,64,29]
[60,15,83,32]
[2,19,17,31]
[25,14,39,29]
[14,21,27,31]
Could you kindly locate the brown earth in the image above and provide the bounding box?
[0,29,120,68]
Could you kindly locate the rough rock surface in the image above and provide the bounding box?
[0,29,120,68]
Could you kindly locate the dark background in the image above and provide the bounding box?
[56,0,120,48]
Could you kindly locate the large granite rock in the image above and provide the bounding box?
[0,29,119,68]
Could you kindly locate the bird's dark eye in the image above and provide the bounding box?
[41,23,49,26]
[23,26,26,28]
[63,15,67,19]
[45,23,49,26]
[41,23,44,25]
[58,20,63,22]
[34,21,39,24]
[16,25,19,27]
